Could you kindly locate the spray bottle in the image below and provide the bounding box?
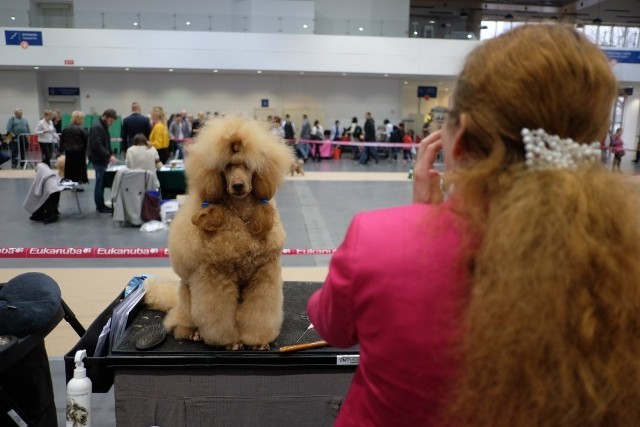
[66,349,92,427]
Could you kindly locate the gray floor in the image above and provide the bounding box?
[0,157,416,270]
[1,155,417,426]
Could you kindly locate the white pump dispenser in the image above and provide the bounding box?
[66,349,92,427]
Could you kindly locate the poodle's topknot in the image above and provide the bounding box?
[184,115,295,189]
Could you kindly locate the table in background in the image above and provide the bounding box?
[104,168,187,200]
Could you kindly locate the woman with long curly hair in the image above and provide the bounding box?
[307,24,640,426]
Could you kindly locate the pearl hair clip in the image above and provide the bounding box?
[522,128,600,171]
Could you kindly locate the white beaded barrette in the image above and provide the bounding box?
[522,128,600,171]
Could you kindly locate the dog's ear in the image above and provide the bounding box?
[191,205,225,232]
[247,204,275,237]
[196,171,224,202]
[252,170,278,201]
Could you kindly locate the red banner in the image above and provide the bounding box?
[0,247,335,259]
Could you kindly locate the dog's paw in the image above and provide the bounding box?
[249,344,270,351]
[225,342,245,351]
[192,206,225,231]
[190,330,203,342]
[171,324,196,340]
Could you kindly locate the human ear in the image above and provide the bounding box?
[451,113,467,161]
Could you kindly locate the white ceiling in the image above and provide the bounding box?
[410,0,640,25]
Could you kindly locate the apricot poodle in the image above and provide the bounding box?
[145,115,295,350]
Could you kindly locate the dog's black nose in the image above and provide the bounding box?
[232,183,245,193]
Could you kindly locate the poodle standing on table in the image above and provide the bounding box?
[145,115,295,350]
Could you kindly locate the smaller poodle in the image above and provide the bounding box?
[289,158,305,176]
[145,116,295,350]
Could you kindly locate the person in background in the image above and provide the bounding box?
[168,112,189,160]
[402,126,414,163]
[331,120,342,141]
[348,116,362,160]
[298,114,311,161]
[283,114,296,145]
[610,127,625,171]
[310,120,324,162]
[271,115,285,139]
[149,106,170,165]
[359,112,379,164]
[6,107,30,169]
[191,111,206,137]
[121,101,151,155]
[59,110,88,190]
[51,109,62,134]
[34,109,58,167]
[88,108,118,214]
[126,133,160,172]
[307,24,640,426]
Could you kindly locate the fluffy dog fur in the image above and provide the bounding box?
[145,116,295,350]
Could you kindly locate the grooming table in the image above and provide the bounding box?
[67,281,358,427]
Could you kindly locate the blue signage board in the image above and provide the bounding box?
[417,86,438,98]
[604,50,640,64]
[48,87,80,96]
[261,99,269,108]
[4,30,43,46]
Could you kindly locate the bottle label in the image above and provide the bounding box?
[66,396,90,427]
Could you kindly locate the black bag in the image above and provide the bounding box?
[352,125,362,140]
[141,190,161,222]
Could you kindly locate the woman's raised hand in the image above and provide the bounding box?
[412,131,444,204]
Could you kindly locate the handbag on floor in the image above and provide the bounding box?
[141,189,161,222]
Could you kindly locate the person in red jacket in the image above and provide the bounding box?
[308,25,640,426]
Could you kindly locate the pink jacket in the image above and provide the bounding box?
[307,202,470,426]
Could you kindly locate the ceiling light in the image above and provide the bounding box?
[133,22,138,26]
[34,66,39,69]
[80,67,84,70]
[428,20,436,24]
[213,69,219,73]
[125,67,130,71]
[592,17,602,24]
[302,24,308,29]
[186,21,191,26]
[11,16,16,20]
[168,68,174,72]
[403,81,408,85]
[257,70,262,74]
[299,71,304,75]
[358,27,364,31]
[413,31,418,35]
[342,73,347,76]
[384,74,389,77]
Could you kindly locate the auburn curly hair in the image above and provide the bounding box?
[443,25,640,426]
